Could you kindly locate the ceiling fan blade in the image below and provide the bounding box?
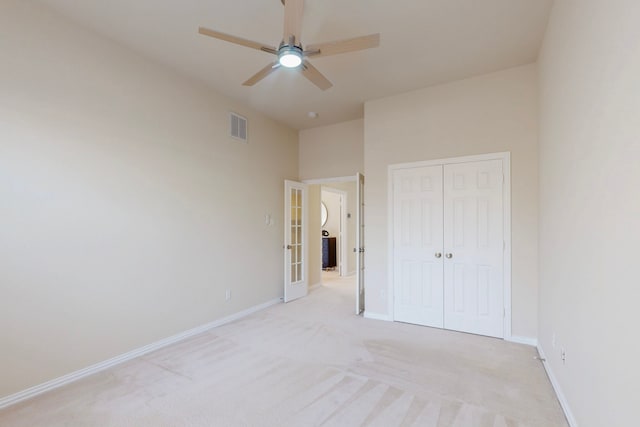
[243,62,280,86]
[199,27,277,54]
[305,33,380,58]
[299,60,332,91]
[283,0,304,45]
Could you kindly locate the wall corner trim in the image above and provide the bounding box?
[0,297,282,410]
[537,344,578,427]
[363,311,392,321]
[505,335,538,347]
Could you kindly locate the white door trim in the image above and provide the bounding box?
[387,152,512,339]
[356,172,365,315]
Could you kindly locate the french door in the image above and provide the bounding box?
[392,158,506,338]
[284,180,308,302]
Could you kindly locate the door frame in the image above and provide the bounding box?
[355,172,365,315]
[387,152,512,339]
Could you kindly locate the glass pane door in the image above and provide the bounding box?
[284,181,307,302]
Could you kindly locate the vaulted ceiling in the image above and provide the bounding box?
[39,0,553,129]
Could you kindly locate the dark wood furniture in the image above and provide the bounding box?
[322,237,337,269]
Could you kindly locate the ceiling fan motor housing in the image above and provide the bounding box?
[278,44,303,68]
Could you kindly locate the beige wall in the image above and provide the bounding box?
[0,0,298,399]
[538,1,640,425]
[299,119,364,180]
[364,64,539,339]
[321,190,342,242]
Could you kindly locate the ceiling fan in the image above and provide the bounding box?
[198,0,380,91]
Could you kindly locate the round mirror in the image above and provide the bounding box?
[321,202,328,226]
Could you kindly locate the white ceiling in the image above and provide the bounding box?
[38,0,553,130]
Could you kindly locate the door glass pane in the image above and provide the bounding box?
[291,191,297,224]
[296,263,302,282]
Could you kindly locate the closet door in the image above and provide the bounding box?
[443,160,504,338]
[392,166,444,327]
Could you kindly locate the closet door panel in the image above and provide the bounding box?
[392,166,444,327]
[443,160,504,338]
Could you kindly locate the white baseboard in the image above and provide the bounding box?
[309,282,321,291]
[537,345,578,427]
[0,297,282,410]
[363,311,392,321]
[506,335,538,347]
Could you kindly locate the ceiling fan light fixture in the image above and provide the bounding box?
[278,46,303,68]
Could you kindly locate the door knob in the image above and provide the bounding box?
[286,245,292,250]
[445,253,453,259]
[435,252,442,258]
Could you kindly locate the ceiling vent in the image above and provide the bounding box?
[230,112,248,142]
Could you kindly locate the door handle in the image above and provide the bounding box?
[435,252,442,258]
[286,245,292,250]
[445,253,453,259]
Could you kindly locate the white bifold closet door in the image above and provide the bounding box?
[443,160,504,338]
[392,165,445,328]
[393,159,504,338]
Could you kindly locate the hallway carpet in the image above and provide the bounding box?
[0,275,567,426]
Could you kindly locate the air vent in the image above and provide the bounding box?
[230,112,247,142]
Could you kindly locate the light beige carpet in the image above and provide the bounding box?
[0,275,568,426]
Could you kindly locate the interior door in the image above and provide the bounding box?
[443,160,504,338]
[355,173,365,315]
[284,180,308,302]
[392,166,445,327]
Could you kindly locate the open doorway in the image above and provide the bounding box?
[304,174,364,315]
[320,187,349,277]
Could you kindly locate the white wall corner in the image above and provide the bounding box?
[0,298,282,410]
[505,335,538,347]
[536,345,578,427]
